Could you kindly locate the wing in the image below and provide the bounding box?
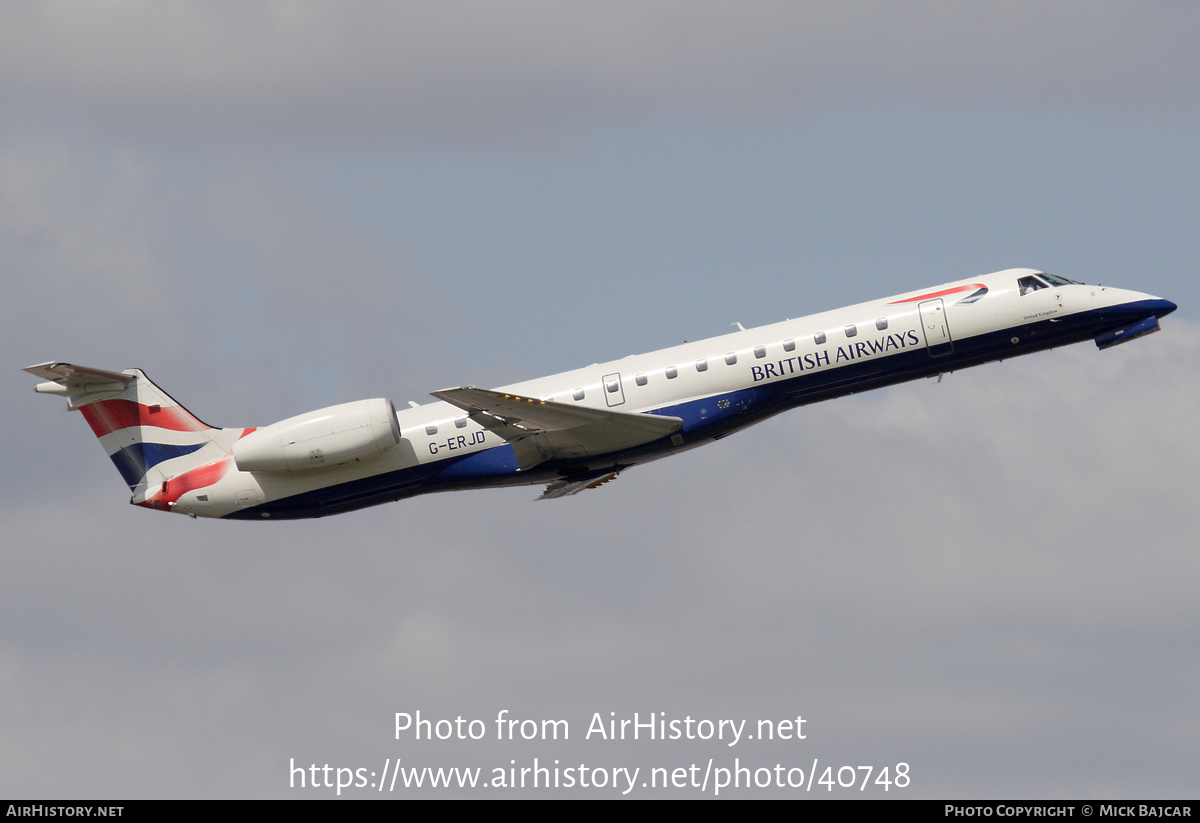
[430,386,682,470]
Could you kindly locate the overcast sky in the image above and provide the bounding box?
[2,1,1198,797]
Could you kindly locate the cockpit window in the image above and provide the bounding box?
[1038,272,1081,287]
[1018,275,1049,296]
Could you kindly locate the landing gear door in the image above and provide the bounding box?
[919,298,954,358]
[602,373,626,407]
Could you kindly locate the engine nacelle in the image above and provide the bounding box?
[233,398,402,473]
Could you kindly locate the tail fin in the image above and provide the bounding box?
[24,362,230,495]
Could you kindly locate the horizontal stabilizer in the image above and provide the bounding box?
[24,361,133,387]
[25,361,137,409]
[431,386,681,470]
[539,472,619,500]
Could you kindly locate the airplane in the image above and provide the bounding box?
[25,268,1176,521]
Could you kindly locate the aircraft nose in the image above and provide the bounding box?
[1150,298,1178,318]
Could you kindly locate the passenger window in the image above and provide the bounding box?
[695,359,708,372]
[876,318,888,330]
[605,378,620,393]
[754,345,766,359]
[454,417,467,429]
[573,388,585,401]
[426,425,438,435]
[814,332,826,345]
[665,366,678,379]
[635,373,647,386]
[783,339,796,352]
[845,324,857,338]
[724,353,737,365]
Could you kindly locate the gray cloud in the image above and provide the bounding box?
[3,2,1198,145]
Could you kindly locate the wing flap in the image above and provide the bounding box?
[539,472,619,500]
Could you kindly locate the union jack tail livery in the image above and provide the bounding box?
[24,363,248,511]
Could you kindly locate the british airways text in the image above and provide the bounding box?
[750,331,921,383]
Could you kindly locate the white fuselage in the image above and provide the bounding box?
[157,269,1171,519]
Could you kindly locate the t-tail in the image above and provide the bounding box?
[24,362,247,511]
